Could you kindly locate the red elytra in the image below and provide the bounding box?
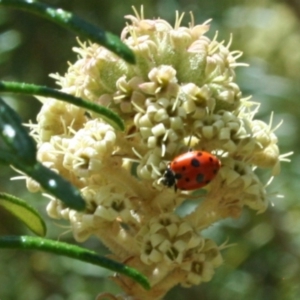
[161,150,221,191]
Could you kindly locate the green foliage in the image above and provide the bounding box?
[0,97,86,210]
[0,235,150,290]
[0,193,46,236]
[0,82,125,130]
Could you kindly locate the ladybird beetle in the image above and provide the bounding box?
[161,150,221,192]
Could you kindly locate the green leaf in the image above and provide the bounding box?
[0,193,46,236]
[0,97,85,211]
[0,141,85,212]
[0,97,36,165]
[0,154,86,211]
[0,0,135,64]
[24,162,86,211]
[0,149,17,165]
[0,81,124,131]
[0,235,150,290]
[5,160,86,212]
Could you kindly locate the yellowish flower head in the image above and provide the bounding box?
[28,7,287,299]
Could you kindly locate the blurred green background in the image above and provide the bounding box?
[0,0,299,299]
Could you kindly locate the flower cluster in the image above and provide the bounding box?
[27,8,286,300]
[137,214,222,286]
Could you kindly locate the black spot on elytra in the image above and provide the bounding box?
[196,152,203,157]
[185,177,191,182]
[209,156,213,162]
[191,158,201,168]
[181,166,186,171]
[196,173,204,183]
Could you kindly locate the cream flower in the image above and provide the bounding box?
[137,214,205,265]
[27,7,290,300]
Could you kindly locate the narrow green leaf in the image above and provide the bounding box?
[0,81,124,131]
[0,149,16,164]
[0,193,46,236]
[24,162,86,211]
[0,235,150,290]
[0,143,85,211]
[0,0,135,64]
[0,97,36,165]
